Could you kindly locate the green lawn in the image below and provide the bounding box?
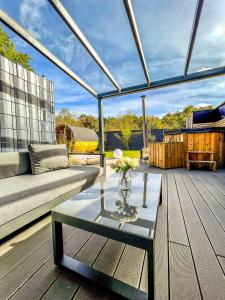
[105,150,140,159]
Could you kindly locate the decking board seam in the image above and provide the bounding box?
[39,231,95,300]
[194,171,225,210]
[180,172,225,299]
[169,240,190,248]
[138,249,147,290]
[0,224,67,281]
[187,172,225,235]
[0,221,52,262]
[7,227,80,299]
[184,173,225,261]
[112,243,126,277]
[72,236,110,298]
[174,172,204,300]
[165,173,171,300]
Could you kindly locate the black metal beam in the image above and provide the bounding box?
[184,0,204,76]
[123,0,150,84]
[98,66,225,99]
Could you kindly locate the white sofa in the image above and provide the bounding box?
[0,152,103,240]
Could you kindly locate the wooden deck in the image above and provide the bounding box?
[1,168,225,299]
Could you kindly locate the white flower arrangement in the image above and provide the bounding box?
[110,157,139,173]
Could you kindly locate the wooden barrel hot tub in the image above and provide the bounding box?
[56,124,99,153]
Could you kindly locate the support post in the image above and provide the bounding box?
[98,98,105,172]
[141,95,148,149]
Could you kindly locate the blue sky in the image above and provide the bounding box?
[1,0,225,117]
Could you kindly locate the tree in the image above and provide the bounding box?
[56,108,79,126]
[78,114,98,130]
[55,105,215,133]
[118,114,133,149]
[146,115,163,129]
[0,27,33,71]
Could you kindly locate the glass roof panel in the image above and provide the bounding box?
[0,0,115,93]
[189,0,225,73]
[61,0,146,88]
[132,0,197,81]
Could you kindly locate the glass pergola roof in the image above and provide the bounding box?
[1,0,225,100]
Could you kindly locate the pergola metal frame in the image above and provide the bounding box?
[1,0,225,159]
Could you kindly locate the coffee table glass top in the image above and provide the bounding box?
[52,172,162,240]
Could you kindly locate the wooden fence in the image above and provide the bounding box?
[149,142,184,169]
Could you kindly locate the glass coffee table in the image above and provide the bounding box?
[51,172,162,300]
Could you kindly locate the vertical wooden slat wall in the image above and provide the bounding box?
[149,142,184,169]
[163,133,183,143]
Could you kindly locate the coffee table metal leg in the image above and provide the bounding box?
[159,181,162,205]
[148,243,154,300]
[52,220,63,264]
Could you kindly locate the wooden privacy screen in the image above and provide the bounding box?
[183,132,225,168]
[150,131,225,169]
[149,142,184,169]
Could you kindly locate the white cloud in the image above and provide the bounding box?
[19,0,47,39]
[195,103,212,108]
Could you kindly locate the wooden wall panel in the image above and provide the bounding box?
[150,131,225,169]
[184,132,225,168]
[164,133,183,143]
[149,142,184,169]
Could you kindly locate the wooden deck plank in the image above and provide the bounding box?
[193,171,225,209]
[41,233,106,300]
[218,256,225,274]
[0,225,77,299]
[182,175,225,257]
[139,252,148,293]
[169,242,201,300]
[152,174,169,299]
[188,174,225,231]
[75,234,107,266]
[93,239,125,276]
[0,215,51,260]
[1,168,225,300]
[114,244,145,288]
[72,239,125,300]
[174,173,225,300]
[42,271,81,300]
[10,229,91,300]
[0,222,53,280]
[167,173,189,246]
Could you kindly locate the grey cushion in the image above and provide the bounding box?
[0,165,102,226]
[0,152,30,179]
[28,144,69,175]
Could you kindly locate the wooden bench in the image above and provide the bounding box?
[186,151,217,171]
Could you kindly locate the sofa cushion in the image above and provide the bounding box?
[0,152,30,179]
[0,165,102,226]
[28,144,69,175]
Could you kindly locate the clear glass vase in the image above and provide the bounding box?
[119,171,131,191]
